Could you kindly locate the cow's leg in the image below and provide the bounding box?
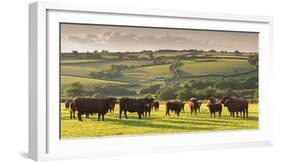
[98,113,101,121]
[148,111,151,117]
[124,111,128,119]
[102,114,105,121]
[219,111,221,117]
[73,111,76,119]
[119,109,122,119]
[86,113,89,119]
[236,112,238,118]
[195,109,197,115]
[78,113,82,121]
[166,110,169,116]
[138,113,142,119]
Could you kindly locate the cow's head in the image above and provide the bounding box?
[224,99,231,107]
[220,96,229,104]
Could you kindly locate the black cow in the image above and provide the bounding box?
[73,97,112,121]
[139,98,154,117]
[166,101,183,116]
[220,96,249,117]
[152,101,160,111]
[207,103,222,117]
[106,97,117,113]
[119,98,146,119]
[64,100,70,110]
[207,97,222,117]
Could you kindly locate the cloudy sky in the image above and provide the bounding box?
[60,23,258,53]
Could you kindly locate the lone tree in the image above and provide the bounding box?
[63,82,84,98]
[234,50,241,56]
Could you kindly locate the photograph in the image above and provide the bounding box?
[60,23,259,138]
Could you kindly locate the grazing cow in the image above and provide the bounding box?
[220,96,249,117]
[152,101,160,111]
[106,97,117,113]
[65,100,70,110]
[69,101,76,119]
[119,98,146,119]
[73,97,112,121]
[166,101,184,116]
[207,97,222,117]
[188,98,201,115]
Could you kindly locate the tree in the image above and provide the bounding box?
[248,55,258,67]
[177,89,192,101]
[72,50,78,54]
[63,82,84,98]
[208,49,216,53]
[234,50,241,56]
[204,88,216,97]
[158,87,177,100]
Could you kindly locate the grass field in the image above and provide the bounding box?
[61,75,129,90]
[178,59,256,76]
[60,103,258,138]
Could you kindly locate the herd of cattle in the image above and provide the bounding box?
[64,96,249,121]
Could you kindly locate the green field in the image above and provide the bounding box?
[178,59,256,76]
[61,103,259,138]
[61,75,129,90]
[61,56,257,95]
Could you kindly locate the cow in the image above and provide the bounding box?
[152,101,160,111]
[188,98,201,115]
[64,100,70,110]
[73,97,112,121]
[166,101,184,116]
[206,97,222,117]
[139,97,154,117]
[119,98,146,119]
[220,96,249,117]
[69,101,76,119]
[207,104,222,117]
[106,97,117,113]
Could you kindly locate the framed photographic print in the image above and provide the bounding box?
[29,1,274,161]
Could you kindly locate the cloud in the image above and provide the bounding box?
[67,32,193,45]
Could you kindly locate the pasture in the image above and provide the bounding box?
[60,103,258,138]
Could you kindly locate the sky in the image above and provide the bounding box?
[60,23,258,53]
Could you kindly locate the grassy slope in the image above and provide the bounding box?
[61,75,129,90]
[61,103,258,138]
[61,60,152,78]
[178,59,256,76]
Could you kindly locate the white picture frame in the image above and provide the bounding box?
[29,1,274,161]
